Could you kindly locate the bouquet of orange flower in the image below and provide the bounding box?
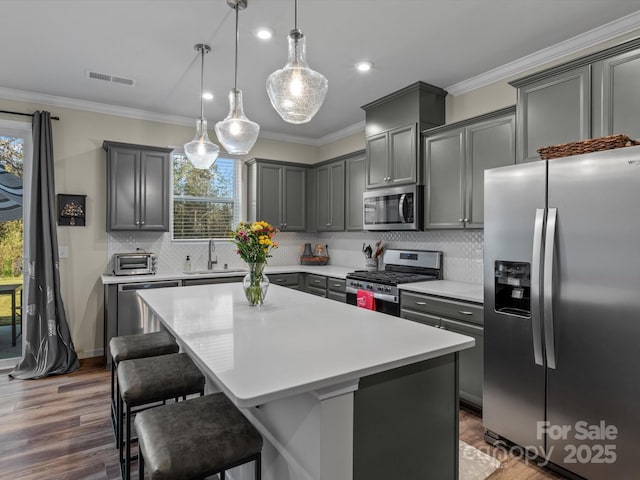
[231,221,279,264]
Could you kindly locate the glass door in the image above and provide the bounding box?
[0,119,31,369]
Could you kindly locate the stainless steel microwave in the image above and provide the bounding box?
[112,252,157,276]
[363,185,423,231]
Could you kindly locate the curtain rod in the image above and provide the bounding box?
[0,109,60,121]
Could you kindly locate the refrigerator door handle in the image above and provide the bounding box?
[543,207,558,369]
[531,208,545,366]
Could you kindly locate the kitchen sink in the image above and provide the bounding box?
[184,269,247,275]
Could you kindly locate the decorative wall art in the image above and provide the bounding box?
[57,194,86,226]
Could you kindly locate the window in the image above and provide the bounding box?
[172,152,241,240]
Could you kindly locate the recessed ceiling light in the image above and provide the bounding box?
[256,28,273,40]
[356,61,374,73]
[202,92,214,101]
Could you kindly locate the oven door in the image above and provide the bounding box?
[363,185,422,231]
[346,289,400,316]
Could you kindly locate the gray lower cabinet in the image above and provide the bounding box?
[345,152,366,231]
[400,291,484,408]
[246,159,306,231]
[327,277,346,302]
[103,141,172,231]
[305,273,328,297]
[424,107,515,229]
[268,273,302,291]
[316,160,345,231]
[511,38,640,163]
[182,276,243,286]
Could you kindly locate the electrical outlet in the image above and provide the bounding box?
[59,245,69,258]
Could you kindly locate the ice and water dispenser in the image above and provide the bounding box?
[494,261,531,317]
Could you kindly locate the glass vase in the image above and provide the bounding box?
[243,262,270,306]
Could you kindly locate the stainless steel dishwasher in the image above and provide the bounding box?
[117,280,181,336]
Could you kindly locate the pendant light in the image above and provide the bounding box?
[266,0,328,124]
[184,44,219,169]
[215,0,260,155]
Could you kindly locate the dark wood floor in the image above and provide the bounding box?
[0,359,568,480]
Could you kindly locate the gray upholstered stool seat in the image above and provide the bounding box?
[108,331,179,441]
[135,393,263,480]
[110,330,178,364]
[118,352,205,480]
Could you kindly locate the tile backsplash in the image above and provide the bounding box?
[107,229,483,284]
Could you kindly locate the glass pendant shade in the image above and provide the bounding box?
[266,30,328,124]
[215,89,260,155]
[184,118,219,169]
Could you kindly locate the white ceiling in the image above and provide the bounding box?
[2,1,640,145]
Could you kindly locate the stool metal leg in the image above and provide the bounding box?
[256,452,261,480]
[126,404,132,480]
[139,447,145,480]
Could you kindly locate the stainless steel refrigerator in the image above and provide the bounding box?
[483,146,640,479]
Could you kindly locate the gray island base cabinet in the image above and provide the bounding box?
[138,283,472,480]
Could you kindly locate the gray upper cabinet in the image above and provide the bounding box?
[345,152,366,231]
[514,66,591,163]
[246,158,306,231]
[424,107,515,229]
[316,160,345,231]
[511,37,640,162]
[103,141,172,232]
[595,48,640,139]
[362,82,447,189]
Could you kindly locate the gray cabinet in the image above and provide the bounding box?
[327,277,346,303]
[345,152,366,231]
[400,290,483,408]
[424,108,515,229]
[104,141,172,231]
[514,66,591,163]
[246,159,306,231]
[305,274,327,297]
[595,48,640,139]
[365,124,417,188]
[362,82,447,189]
[511,38,640,163]
[268,273,302,291]
[182,276,243,286]
[316,160,345,231]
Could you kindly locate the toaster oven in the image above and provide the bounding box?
[112,252,157,276]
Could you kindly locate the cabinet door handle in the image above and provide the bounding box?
[313,279,321,283]
[415,301,427,306]
[458,310,473,316]
[283,223,287,227]
[463,218,469,222]
[458,218,464,222]
[276,279,285,283]
[332,284,341,287]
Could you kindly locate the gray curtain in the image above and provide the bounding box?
[10,111,79,379]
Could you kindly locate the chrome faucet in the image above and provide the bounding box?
[208,239,217,270]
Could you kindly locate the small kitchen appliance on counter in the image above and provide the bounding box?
[112,252,157,276]
[346,249,442,316]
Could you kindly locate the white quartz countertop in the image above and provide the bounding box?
[138,283,474,408]
[399,280,484,304]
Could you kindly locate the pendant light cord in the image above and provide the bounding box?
[234,3,239,91]
[199,45,205,120]
[294,0,298,30]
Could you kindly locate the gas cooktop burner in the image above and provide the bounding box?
[347,270,438,285]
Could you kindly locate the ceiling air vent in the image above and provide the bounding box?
[86,70,136,86]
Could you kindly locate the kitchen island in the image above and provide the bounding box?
[138,283,474,480]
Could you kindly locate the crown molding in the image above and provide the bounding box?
[446,10,640,96]
[317,121,365,145]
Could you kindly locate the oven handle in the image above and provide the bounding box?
[346,286,398,304]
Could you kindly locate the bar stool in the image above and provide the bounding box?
[109,331,179,439]
[135,393,263,480]
[117,352,205,480]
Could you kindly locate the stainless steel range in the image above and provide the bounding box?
[346,249,443,316]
